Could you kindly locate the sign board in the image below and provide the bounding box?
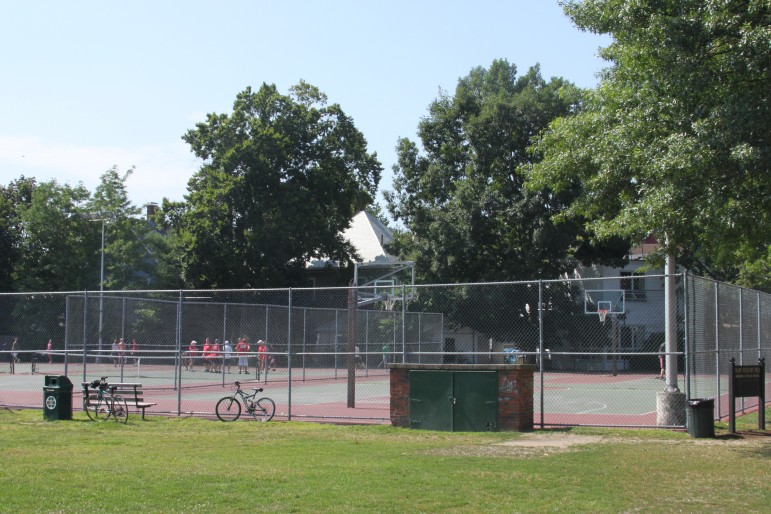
[728,358,766,434]
[732,364,763,397]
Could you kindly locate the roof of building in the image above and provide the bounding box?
[307,210,394,268]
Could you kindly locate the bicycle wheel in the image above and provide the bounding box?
[215,396,241,421]
[251,397,275,422]
[84,398,98,421]
[92,397,112,422]
[111,395,129,424]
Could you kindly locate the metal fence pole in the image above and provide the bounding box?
[334,309,339,379]
[715,282,721,418]
[221,303,227,386]
[64,295,69,376]
[739,287,744,412]
[365,310,370,371]
[538,279,545,429]
[223,303,228,343]
[739,288,744,366]
[418,312,426,363]
[683,271,691,400]
[119,297,126,382]
[177,291,183,416]
[82,290,88,383]
[401,284,406,363]
[288,288,293,421]
[758,290,763,360]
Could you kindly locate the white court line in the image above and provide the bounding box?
[577,402,609,414]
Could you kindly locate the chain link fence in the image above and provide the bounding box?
[1,274,768,427]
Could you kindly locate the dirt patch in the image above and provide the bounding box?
[424,430,769,458]
[495,433,603,448]
[424,434,605,458]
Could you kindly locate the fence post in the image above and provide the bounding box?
[288,288,293,421]
[714,281,721,419]
[538,280,545,429]
[64,294,69,376]
[739,287,744,412]
[221,303,227,386]
[177,290,183,416]
[401,283,407,363]
[739,288,744,366]
[82,290,88,383]
[758,290,763,361]
[683,271,691,400]
[302,307,307,382]
[347,286,356,408]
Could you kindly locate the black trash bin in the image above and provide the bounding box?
[43,375,73,421]
[686,398,715,438]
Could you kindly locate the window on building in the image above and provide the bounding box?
[620,271,647,301]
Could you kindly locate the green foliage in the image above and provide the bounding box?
[87,166,158,290]
[14,180,93,291]
[0,176,35,292]
[386,60,627,285]
[529,1,770,289]
[173,82,382,288]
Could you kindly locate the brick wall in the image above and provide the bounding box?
[388,364,534,432]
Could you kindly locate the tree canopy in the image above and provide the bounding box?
[527,0,770,290]
[385,60,626,284]
[171,82,382,288]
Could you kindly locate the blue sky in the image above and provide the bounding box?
[0,1,610,209]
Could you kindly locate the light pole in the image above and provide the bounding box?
[86,212,111,362]
[98,216,106,362]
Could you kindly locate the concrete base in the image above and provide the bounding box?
[656,391,686,426]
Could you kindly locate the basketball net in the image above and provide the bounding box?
[598,309,609,324]
[382,297,396,312]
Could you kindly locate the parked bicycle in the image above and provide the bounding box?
[215,381,275,422]
[84,376,129,424]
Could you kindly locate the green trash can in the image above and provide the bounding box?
[686,398,715,438]
[43,375,73,421]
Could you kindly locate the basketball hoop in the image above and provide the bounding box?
[598,309,609,324]
[382,297,396,312]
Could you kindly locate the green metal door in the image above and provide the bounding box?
[409,370,498,431]
[453,371,498,431]
[409,371,452,430]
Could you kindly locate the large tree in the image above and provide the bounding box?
[14,180,94,292]
[527,0,770,290]
[386,60,625,284]
[86,166,173,290]
[0,177,36,292]
[173,82,382,288]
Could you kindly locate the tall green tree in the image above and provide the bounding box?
[174,82,382,288]
[0,177,36,292]
[386,60,624,284]
[86,166,166,290]
[14,180,93,291]
[528,1,770,290]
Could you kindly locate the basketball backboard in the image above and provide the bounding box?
[584,289,625,316]
[354,261,415,306]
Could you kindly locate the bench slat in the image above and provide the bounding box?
[81,382,155,420]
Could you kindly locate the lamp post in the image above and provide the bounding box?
[98,216,106,362]
[86,212,111,362]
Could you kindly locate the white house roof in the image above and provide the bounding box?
[307,210,394,268]
[342,210,393,263]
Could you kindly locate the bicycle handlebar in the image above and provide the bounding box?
[89,377,111,389]
[233,381,263,393]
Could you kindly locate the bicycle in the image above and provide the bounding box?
[84,376,129,424]
[215,381,275,422]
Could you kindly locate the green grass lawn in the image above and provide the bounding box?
[0,408,768,513]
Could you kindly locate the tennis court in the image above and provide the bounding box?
[7,355,757,428]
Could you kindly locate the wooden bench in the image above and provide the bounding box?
[81,382,157,420]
